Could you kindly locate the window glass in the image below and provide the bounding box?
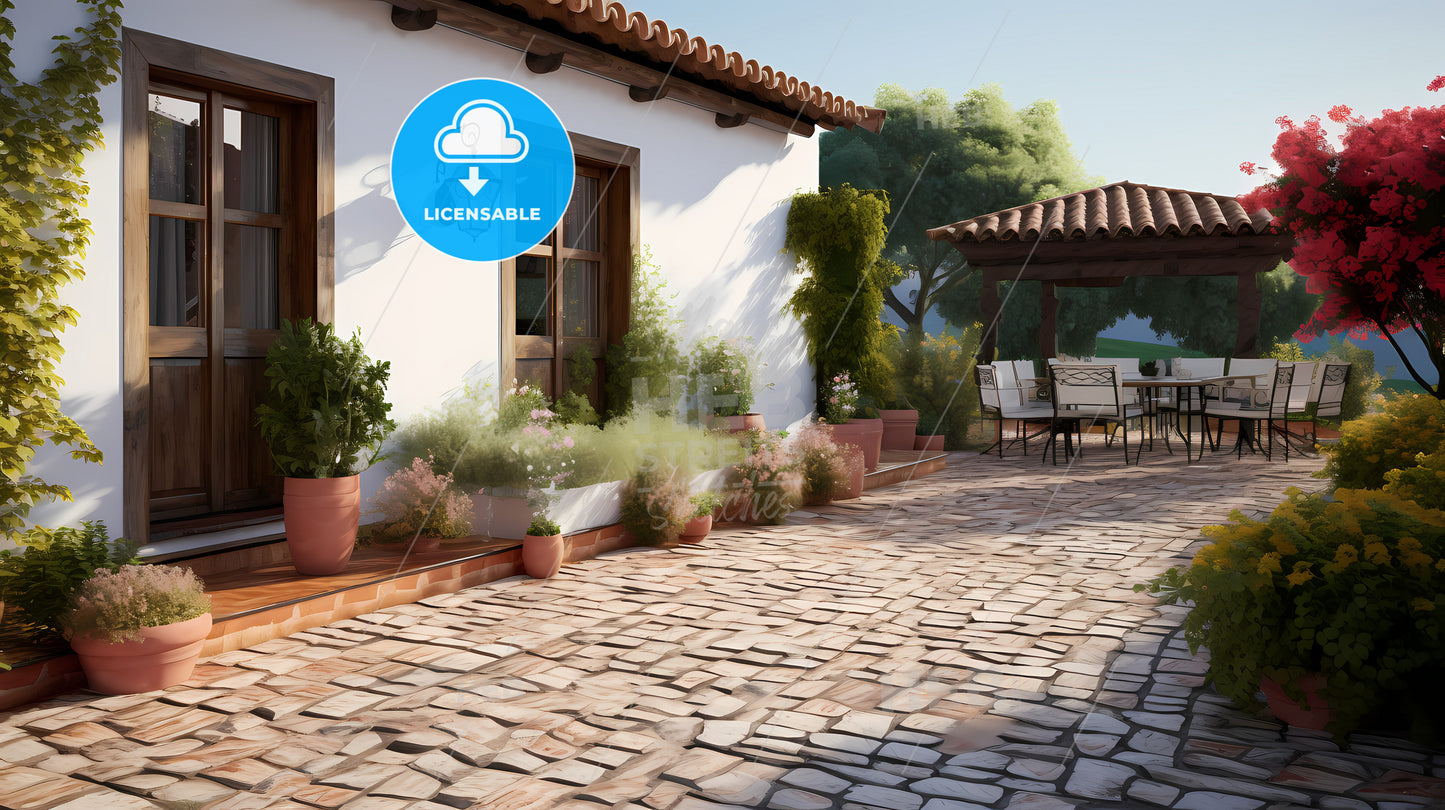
[562,174,600,251]
[223,108,280,213]
[223,224,280,328]
[562,259,598,338]
[515,255,550,336]
[149,217,203,326]
[148,94,203,204]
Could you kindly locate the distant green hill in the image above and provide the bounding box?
[1093,337,1206,364]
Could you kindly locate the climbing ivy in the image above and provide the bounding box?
[784,184,901,410]
[0,0,121,537]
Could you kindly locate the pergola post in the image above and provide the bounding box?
[1235,270,1262,358]
[1040,281,1058,359]
[978,274,1000,363]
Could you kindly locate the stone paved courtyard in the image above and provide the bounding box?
[3,448,1445,810]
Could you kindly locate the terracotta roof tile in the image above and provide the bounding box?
[478,0,885,133]
[925,181,1276,243]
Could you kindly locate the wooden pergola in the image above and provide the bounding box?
[925,181,1294,361]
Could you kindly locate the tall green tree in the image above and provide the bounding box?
[820,83,1100,341]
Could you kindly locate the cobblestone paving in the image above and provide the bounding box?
[4,449,1445,810]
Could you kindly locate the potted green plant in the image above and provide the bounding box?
[522,515,564,579]
[255,318,395,576]
[370,457,474,554]
[914,408,945,452]
[1139,359,1160,377]
[681,491,724,543]
[0,521,137,642]
[1137,487,1445,737]
[62,564,212,695]
[691,336,764,432]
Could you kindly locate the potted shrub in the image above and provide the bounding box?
[1137,487,1445,737]
[682,491,724,543]
[914,408,945,451]
[1139,359,1160,377]
[691,336,765,432]
[256,319,395,576]
[522,515,564,579]
[620,462,691,546]
[370,457,474,554]
[63,564,212,695]
[879,397,919,451]
[0,521,137,642]
[791,422,846,506]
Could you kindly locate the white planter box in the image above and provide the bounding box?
[474,489,531,540]
[551,480,625,535]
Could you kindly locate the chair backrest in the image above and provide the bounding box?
[1173,357,1225,379]
[1050,363,1125,418]
[1315,362,1351,418]
[1285,361,1320,411]
[1227,358,1277,388]
[977,365,1004,413]
[1010,359,1038,381]
[1264,363,1295,418]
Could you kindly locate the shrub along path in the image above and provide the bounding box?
[2,448,1443,809]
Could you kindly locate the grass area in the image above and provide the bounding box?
[1379,379,1428,396]
[1093,337,1206,364]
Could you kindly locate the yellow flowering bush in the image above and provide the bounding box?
[1138,487,1445,736]
[1319,393,1445,493]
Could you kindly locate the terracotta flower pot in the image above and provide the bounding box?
[849,418,884,471]
[284,476,360,576]
[879,409,919,450]
[1260,674,1334,730]
[914,434,945,451]
[522,533,565,578]
[832,445,864,500]
[680,515,712,543]
[710,413,766,434]
[70,612,213,695]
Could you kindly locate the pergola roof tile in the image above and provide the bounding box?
[925,180,1276,243]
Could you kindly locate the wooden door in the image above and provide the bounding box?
[145,80,313,523]
[507,162,612,404]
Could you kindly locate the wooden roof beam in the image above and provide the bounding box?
[524,50,564,74]
[390,4,437,30]
[422,0,816,137]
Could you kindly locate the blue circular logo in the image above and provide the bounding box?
[391,78,574,262]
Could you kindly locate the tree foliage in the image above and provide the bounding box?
[0,0,119,538]
[820,84,1100,339]
[939,263,1320,360]
[604,251,684,420]
[784,185,900,407]
[1241,88,1445,398]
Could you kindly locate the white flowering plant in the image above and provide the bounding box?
[513,401,577,518]
[820,371,859,423]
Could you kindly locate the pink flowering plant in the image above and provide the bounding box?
[790,422,847,505]
[512,399,576,517]
[372,456,474,542]
[725,430,803,524]
[820,371,859,423]
[63,564,211,644]
[620,460,692,545]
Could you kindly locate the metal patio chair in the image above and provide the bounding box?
[1204,362,1294,460]
[1046,363,1144,465]
[978,364,1054,457]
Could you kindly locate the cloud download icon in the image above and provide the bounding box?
[392,78,574,262]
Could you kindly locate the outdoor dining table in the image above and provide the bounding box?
[1121,374,1243,463]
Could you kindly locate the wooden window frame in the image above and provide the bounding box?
[122,29,334,545]
[500,133,639,401]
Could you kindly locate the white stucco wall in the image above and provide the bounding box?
[16,0,819,536]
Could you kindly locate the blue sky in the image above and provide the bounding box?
[626,0,1444,199]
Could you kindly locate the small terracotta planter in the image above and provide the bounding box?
[850,418,884,471]
[914,434,945,451]
[1260,674,1333,730]
[522,533,565,578]
[284,476,360,576]
[680,515,712,543]
[71,612,213,695]
[710,413,766,433]
[879,409,919,450]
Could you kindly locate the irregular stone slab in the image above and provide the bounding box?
[769,788,833,810]
[911,776,1003,803]
[1063,758,1135,801]
[843,783,924,810]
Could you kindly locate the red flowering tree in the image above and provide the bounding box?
[1241,77,1445,399]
